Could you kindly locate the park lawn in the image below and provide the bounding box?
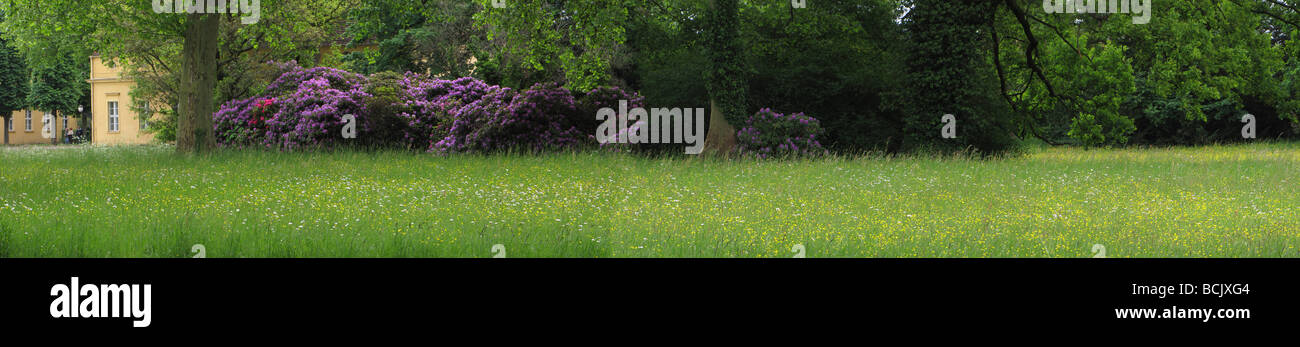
[0,143,1297,258]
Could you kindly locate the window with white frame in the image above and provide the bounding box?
[140,104,149,130]
[25,110,32,131]
[108,101,119,132]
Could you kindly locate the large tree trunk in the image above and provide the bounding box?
[176,13,219,153]
[2,116,8,145]
[704,0,744,155]
[704,99,736,154]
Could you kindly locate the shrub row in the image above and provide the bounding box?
[215,63,825,158]
[214,63,644,153]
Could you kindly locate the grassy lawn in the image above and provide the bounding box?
[1,143,1297,258]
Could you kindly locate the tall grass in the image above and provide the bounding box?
[1,143,1297,257]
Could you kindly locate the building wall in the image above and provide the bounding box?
[4,110,82,145]
[89,56,154,145]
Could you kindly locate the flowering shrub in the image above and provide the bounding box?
[214,61,648,153]
[217,62,369,149]
[406,76,494,105]
[265,64,366,96]
[736,108,828,158]
[264,77,370,150]
[577,86,645,147]
[214,97,278,147]
[433,86,515,153]
[434,83,586,154]
[400,76,495,150]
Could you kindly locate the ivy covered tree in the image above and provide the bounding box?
[903,0,1018,153]
[703,0,746,153]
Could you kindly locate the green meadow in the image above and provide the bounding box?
[1,143,1297,258]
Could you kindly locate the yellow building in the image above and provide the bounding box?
[4,109,79,145]
[2,55,155,146]
[88,55,154,145]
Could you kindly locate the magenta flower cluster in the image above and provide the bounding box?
[214,62,645,153]
[214,63,370,149]
[399,75,496,150]
[266,76,371,149]
[433,83,592,154]
[736,108,828,159]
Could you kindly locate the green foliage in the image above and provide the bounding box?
[621,0,708,116]
[904,0,1018,154]
[147,108,179,143]
[472,0,629,92]
[4,0,1300,152]
[741,0,904,151]
[26,51,85,117]
[1067,113,1105,147]
[2,0,355,148]
[1113,0,1285,144]
[362,71,412,146]
[0,34,28,117]
[704,0,748,126]
[344,0,481,77]
[1037,37,1136,147]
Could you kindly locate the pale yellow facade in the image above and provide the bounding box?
[88,55,155,145]
[2,55,156,146]
[4,110,81,145]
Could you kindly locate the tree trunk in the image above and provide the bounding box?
[2,116,8,145]
[52,110,59,145]
[704,0,744,155]
[704,98,736,154]
[176,13,219,153]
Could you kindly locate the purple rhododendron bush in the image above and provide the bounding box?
[214,63,370,149]
[214,62,650,153]
[736,108,829,159]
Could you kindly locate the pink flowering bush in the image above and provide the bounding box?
[265,77,371,150]
[433,83,585,154]
[216,63,371,149]
[265,65,366,96]
[400,76,495,151]
[736,108,828,158]
[214,62,647,153]
[214,97,278,147]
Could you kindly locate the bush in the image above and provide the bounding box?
[736,108,828,158]
[217,62,371,149]
[433,83,586,154]
[362,71,412,148]
[577,86,644,138]
[433,85,515,153]
[265,64,366,96]
[264,77,370,150]
[581,86,663,152]
[214,96,277,147]
[214,62,651,154]
[400,76,495,150]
